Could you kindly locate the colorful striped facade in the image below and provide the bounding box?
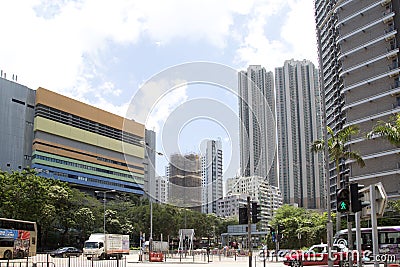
[31,88,146,195]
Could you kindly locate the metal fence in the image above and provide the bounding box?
[0,254,126,267]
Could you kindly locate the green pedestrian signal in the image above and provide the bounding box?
[336,187,350,212]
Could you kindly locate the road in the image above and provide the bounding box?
[0,251,286,267]
[126,251,286,267]
[16,251,286,267]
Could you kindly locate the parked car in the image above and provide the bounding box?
[283,243,353,266]
[50,247,82,258]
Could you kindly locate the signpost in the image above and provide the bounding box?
[353,182,387,267]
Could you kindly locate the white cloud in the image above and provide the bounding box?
[145,83,189,133]
[235,0,318,70]
[0,0,319,121]
[280,0,318,65]
[0,1,248,91]
[124,78,188,133]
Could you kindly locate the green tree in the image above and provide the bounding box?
[312,125,365,186]
[270,205,327,249]
[311,125,365,231]
[367,113,400,146]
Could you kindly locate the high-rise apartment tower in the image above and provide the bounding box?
[275,59,325,209]
[201,139,223,214]
[238,65,278,186]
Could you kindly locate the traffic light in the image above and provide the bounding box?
[252,202,261,223]
[269,226,276,242]
[277,224,284,242]
[350,183,369,213]
[336,187,350,212]
[239,206,248,224]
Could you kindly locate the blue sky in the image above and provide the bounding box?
[1,0,318,181]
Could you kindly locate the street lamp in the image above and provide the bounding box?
[95,189,116,235]
[140,140,163,254]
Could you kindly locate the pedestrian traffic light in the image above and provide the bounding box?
[239,206,248,224]
[350,183,370,213]
[269,226,276,242]
[336,187,350,212]
[252,202,261,223]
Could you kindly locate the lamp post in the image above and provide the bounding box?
[95,189,116,235]
[140,140,163,254]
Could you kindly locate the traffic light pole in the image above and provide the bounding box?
[347,214,353,267]
[370,185,379,267]
[247,196,252,267]
[355,212,362,267]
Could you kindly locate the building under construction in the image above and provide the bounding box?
[168,153,202,212]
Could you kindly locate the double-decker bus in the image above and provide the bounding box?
[0,218,37,259]
[334,226,400,260]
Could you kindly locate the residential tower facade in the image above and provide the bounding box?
[238,65,278,187]
[315,0,400,205]
[201,139,223,214]
[275,59,325,209]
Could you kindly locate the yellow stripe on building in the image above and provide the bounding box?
[34,116,144,158]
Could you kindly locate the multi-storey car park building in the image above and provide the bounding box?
[238,65,278,187]
[0,77,156,199]
[275,59,325,209]
[201,139,223,214]
[315,0,400,205]
[31,87,147,196]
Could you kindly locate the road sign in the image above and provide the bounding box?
[360,182,388,218]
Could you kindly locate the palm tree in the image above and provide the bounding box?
[367,113,400,146]
[311,125,365,231]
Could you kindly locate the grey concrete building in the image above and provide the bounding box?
[275,59,325,209]
[144,129,156,200]
[238,65,278,187]
[0,76,36,172]
[155,175,168,203]
[315,0,400,205]
[226,176,283,230]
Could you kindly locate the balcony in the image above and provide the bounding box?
[339,30,397,60]
[342,68,400,93]
[336,0,352,10]
[350,168,400,182]
[344,106,400,127]
[347,147,400,166]
[343,86,400,111]
[337,1,382,26]
[337,13,395,44]
[340,49,399,77]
